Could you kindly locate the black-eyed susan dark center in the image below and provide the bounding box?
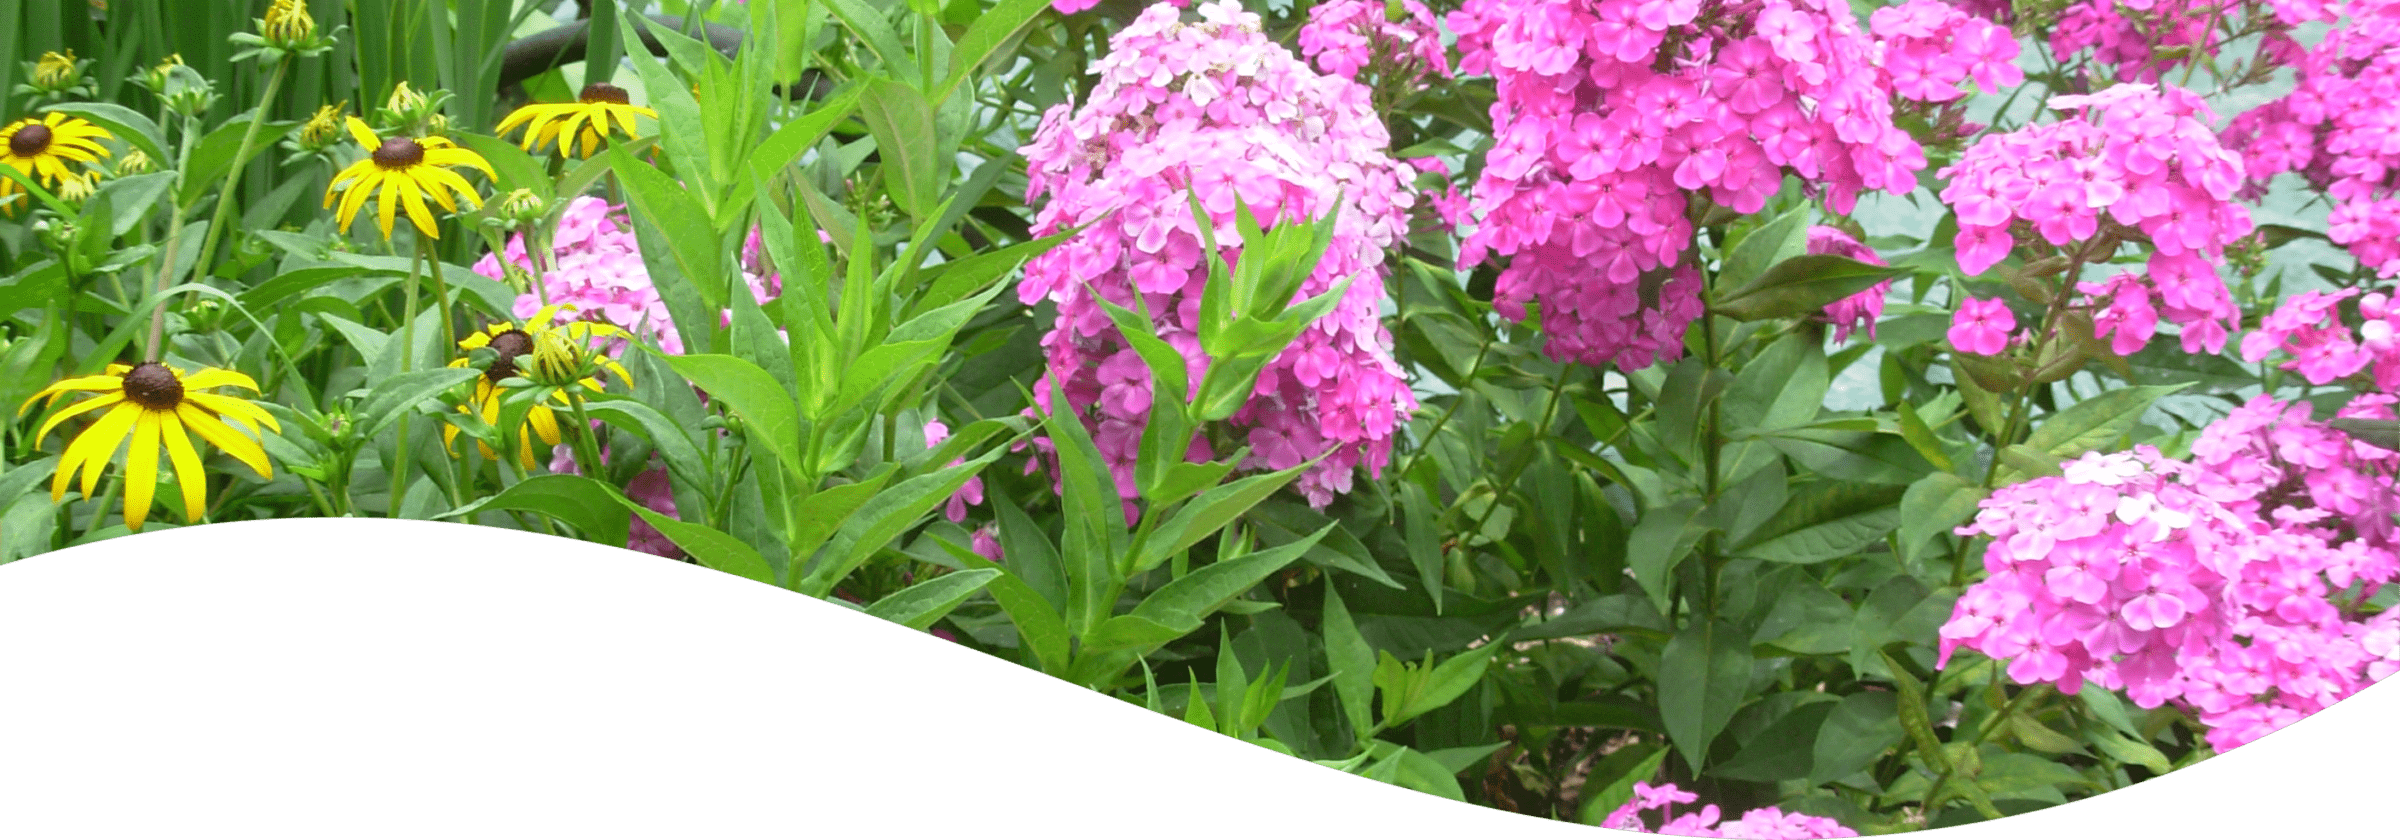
[121,362,184,410]
[484,329,534,383]
[579,83,631,105]
[371,136,425,169]
[10,123,52,157]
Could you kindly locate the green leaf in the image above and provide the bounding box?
[1130,524,1331,632]
[659,353,802,477]
[1713,255,1902,323]
[1722,333,1828,433]
[949,541,1071,673]
[1710,698,1837,782]
[856,76,942,221]
[438,474,631,548]
[1808,691,1903,785]
[1084,614,1187,653]
[1134,462,1310,573]
[931,0,1051,104]
[1395,642,1498,725]
[93,172,173,238]
[1323,586,1379,740]
[1658,619,1752,772]
[354,367,483,439]
[818,0,917,83]
[1399,482,1447,613]
[1628,499,1708,614]
[1897,472,1988,559]
[624,503,776,586]
[2016,383,2191,464]
[610,143,729,312]
[2328,418,2400,452]
[1729,482,1904,565]
[1576,744,1668,825]
[806,447,1008,595]
[1714,203,1811,291]
[866,568,1002,631]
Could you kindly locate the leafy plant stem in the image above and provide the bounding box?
[183,56,291,311]
[388,241,427,517]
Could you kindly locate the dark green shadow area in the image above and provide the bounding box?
[0,520,2390,835]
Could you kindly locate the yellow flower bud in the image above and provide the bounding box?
[530,329,582,385]
[298,102,347,149]
[261,0,316,47]
[32,51,78,90]
[116,149,153,175]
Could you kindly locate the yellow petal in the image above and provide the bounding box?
[185,392,280,433]
[375,173,402,241]
[400,182,438,240]
[180,368,261,393]
[20,373,125,415]
[344,116,380,151]
[68,402,142,501]
[176,404,272,479]
[121,411,162,531]
[527,403,562,445]
[158,410,207,523]
[35,391,124,444]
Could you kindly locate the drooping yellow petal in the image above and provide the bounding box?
[526,403,562,444]
[375,173,402,241]
[121,411,162,531]
[179,369,261,393]
[158,410,207,521]
[344,116,380,151]
[400,183,438,240]
[184,392,280,433]
[20,373,125,415]
[66,402,142,501]
[176,404,272,479]
[35,391,124,444]
[336,171,380,234]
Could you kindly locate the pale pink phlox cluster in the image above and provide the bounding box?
[1940,83,2252,355]
[1448,0,1926,369]
[1015,0,1420,510]
[2221,0,2400,277]
[1601,782,1860,839]
[472,196,783,357]
[1867,0,2024,104]
[1296,0,1451,83]
[1806,225,1891,343]
[2241,287,2400,390]
[1941,396,2400,751]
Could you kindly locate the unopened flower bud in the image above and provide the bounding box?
[261,0,316,48]
[530,329,582,384]
[385,81,427,117]
[32,51,80,91]
[115,149,153,175]
[297,102,346,150]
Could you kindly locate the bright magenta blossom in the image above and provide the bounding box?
[1947,296,2014,355]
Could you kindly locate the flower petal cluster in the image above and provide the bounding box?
[2239,288,2400,390]
[472,196,781,356]
[2220,0,2400,277]
[1297,0,1451,83]
[1601,782,1859,838]
[1867,0,2023,104]
[1939,83,2251,354]
[1941,396,2400,751]
[1448,0,1925,369]
[924,419,986,523]
[1947,295,2015,355]
[1015,0,1420,509]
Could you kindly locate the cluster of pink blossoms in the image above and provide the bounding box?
[1296,0,1450,83]
[1600,782,1858,839]
[1940,396,2400,751]
[1939,83,2251,355]
[1015,0,1420,509]
[1866,0,2023,104]
[2220,0,2400,277]
[1805,226,1890,343]
[1447,0,1926,369]
[2240,288,2400,390]
[472,197,782,356]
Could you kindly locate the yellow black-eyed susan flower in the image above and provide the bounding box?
[323,116,492,240]
[0,113,112,212]
[493,83,656,158]
[19,362,279,531]
[442,304,633,470]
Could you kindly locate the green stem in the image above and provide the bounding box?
[388,242,427,517]
[1923,683,2052,817]
[184,57,291,308]
[563,387,607,490]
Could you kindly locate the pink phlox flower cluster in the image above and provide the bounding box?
[1947,295,2015,355]
[547,445,682,559]
[1015,0,1420,511]
[1055,0,1188,14]
[2049,0,2224,83]
[2222,0,2400,277]
[1941,83,2251,354]
[923,419,987,523]
[1297,0,1451,83]
[1868,0,2024,104]
[2240,287,2400,390]
[1448,0,1926,370]
[1806,225,1891,342]
[472,196,783,356]
[1942,396,2400,751]
[972,526,1004,562]
[1601,782,1860,838]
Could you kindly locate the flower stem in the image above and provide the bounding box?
[183,56,291,310]
[388,242,427,517]
[563,387,607,490]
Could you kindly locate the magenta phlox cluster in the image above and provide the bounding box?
[1015,0,1420,510]
[1806,226,1890,342]
[1867,0,2024,104]
[1297,0,1451,83]
[2050,0,2222,83]
[2240,287,2400,390]
[1947,296,2015,355]
[2221,0,2400,277]
[1940,83,2251,355]
[472,196,782,356]
[1941,396,2400,751]
[1601,782,1860,839]
[1447,0,1926,370]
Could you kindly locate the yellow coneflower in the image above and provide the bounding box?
[441,304,634,470]
[0,113,114,212]
[19,362,279,531]
[260,0,315,47]
[493,83,656,158]
[323,116,492,240]
[32,50,80,90]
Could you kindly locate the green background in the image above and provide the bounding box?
[4,520,2380,835]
